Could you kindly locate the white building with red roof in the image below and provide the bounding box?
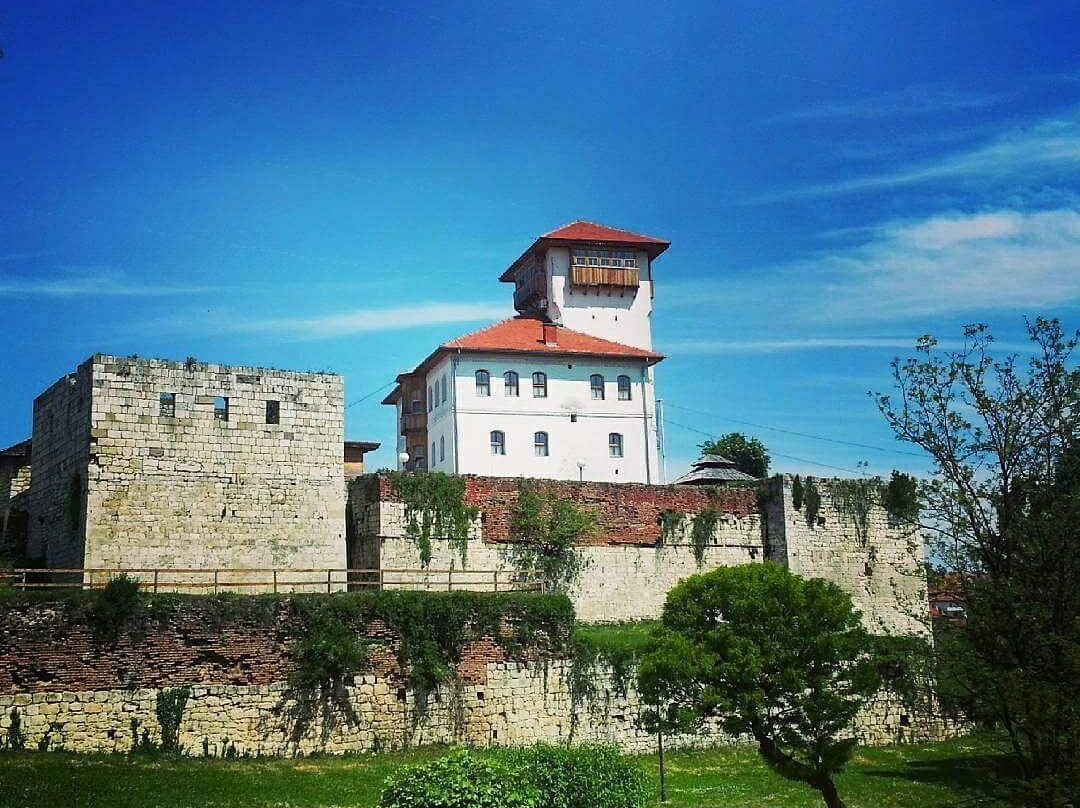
[383,221,667,483]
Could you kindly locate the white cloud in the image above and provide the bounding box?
[752,111,1080,202]
[773,83,1010,123]
[811,208,1080,320]
[225,301,508,339]
[0,270,219,297]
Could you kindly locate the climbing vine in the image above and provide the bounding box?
[657,510,686,545]
[506,480,597,591]
[803,477,822,527]
[689,508,719,566]
[791,475,804,510]
[882,470,920,525]
[826,472,882,546]
[155,687,191,752]
[388,471,478,568]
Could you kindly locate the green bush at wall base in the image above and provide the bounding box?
[378,745,647,808]
[379,750,539,808]
[503,744,649,808]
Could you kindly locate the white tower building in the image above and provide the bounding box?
[384,221,669,484]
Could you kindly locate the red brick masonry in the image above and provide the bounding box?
[364,474,759,546]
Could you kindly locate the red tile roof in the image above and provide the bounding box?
[541,220,670,246]
[443,317,663,362]
[383,317,663,403]
[500,220,670,281]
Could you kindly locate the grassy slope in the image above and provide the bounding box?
[0,735,1018,808]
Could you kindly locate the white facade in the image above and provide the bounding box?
[388,222,668,483]
[542,247,655,350]
[401,353,660,484]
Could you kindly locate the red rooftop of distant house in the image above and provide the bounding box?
[382,317,663,403]
[500,220,670,281]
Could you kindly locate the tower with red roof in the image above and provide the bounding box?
[383,221,667,483]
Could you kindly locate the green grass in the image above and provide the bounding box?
[573,620,659,657]
[0,734,1019,808]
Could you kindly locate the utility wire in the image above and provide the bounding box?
[664,400,925,458]
[665,417,871,476]
[346,380,395,410]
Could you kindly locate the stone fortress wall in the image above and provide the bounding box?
[349,474,764,623]
[27,355,346,584]
[0,444,31,562]
[348,473,928,630]
[0,597,955,757]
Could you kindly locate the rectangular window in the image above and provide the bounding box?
[590,374,605,400]
[214,396,229,422]
[534,431,549,457]
[571,248,637,268]
[617,375,632,401]
[266,400,280,425]
[608,432,624,458]
[159,392,176,417]
[441,375,447,404]
[490,430,506,455]
[476,370,491,397]
[432,441,436,464]
[440,435,446,462]
[532,372,547,398]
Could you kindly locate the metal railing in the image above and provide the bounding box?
[0,567,548,594]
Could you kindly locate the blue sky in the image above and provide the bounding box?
[2,0,1079,478]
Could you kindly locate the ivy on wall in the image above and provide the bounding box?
[791,475,804,510]
[803,478,822,527]
[388,472,478,568]
[690,508,719,567]
[506,480,597,591]
[656,510,686,546]
[825,473,882,546]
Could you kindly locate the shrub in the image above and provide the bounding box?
[5,707,26,751]
[503,743,648,808]
[155,687,191,753]
[90,574,142,641]
[379,751,538,808]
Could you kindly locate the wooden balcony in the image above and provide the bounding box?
[569,266,640,288]
[402,411,427,432]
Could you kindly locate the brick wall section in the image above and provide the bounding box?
[0,598,960,756]
[365,473,759,546]
[0,599,512,695]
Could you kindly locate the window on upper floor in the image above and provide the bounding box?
[432,441,436,464]
[608,432,624,458]
[266,400,280,425]
[214,396,229,422]
[428,386,434,412]
[490,430,505,455]
[411,390,423,414]
[440,435,446,462]
[571,248,637,268]
[159,392,176,417]
[534,431,549,457]
[504,371,519,397]
[441,375,447,404]
[532,372,547,398]
[590,374,605,400]
[476,370,491,397]
[618,375,632,401]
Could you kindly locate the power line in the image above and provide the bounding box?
[664,417,870,476]
[346,381,395,410]
[664,401,925,458]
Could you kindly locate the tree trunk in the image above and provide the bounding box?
[812,776,847,808]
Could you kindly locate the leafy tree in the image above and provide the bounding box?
[638,563,881,808]
[875,318,1080,804]
[700,432,769,478]
[507,480,597,591]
